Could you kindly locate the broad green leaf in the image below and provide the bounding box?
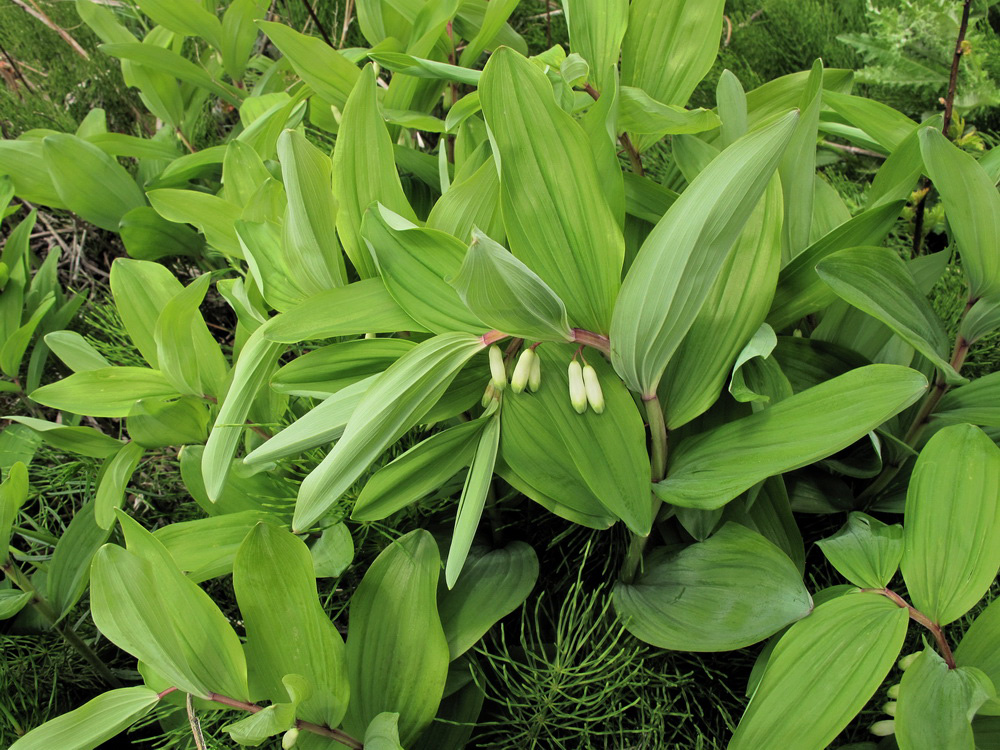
[294,333,484,531]
[766,200,905,331]
[110,258,184,368]
[816,246,962,383]
[457,0,520,67]
[221,0,265,80]
[257,21,359,108]
[920,127,1000,299]
[425,154,503,243]
[611,111,797,396]
[147,188,243,258]
[30,367,179,418]
[126,395,210,449]
[500,344,650,534]
[956,597,1000,716]
[311,522,354,579]
[438,542,538,659]
[277,129,346,292]
[867,126,924,208]
[244,377,375,465]
[271,338,413,398]
[99,43,241,106]
[623,172,678,224]
[362,205,486,334]
[730,593,909,750]
[658,176,782,428]
[726,323,779,404]
[42,134,145,231]
[778,59,823,261]
[334,66,417,279]
[959,296,1000,345]
[47,500,112,618]
[446,414,501,588]
[135,0,223,49]
[745,68,853,130]
[0,589,31,619]
[261,279,425,344]
[153,511,268,583]
[94,442,144,530]
[723,475,804,574]
[119,206,204,260]
[717,70,748,147]
[223,701,295,746]
[655,365,927,509]
[9,687,160,750]
[896,648,995,750]
[0,139,66,208]
[234,523,349,728]
[0,292,54,377]
[901,424,1000,626]
[353,420,484,522]
[816,512,903,589]
[614,523,811,651]
[369,53,481,86]
[92,513,249,700]
[479,47,623,334]
[450,230,573,342]
[344,530,449,745]
[202,328,283,501]
[0,461,28,551]
[618,87,720,137]
[935,371,1000,427]
[364,712,404,750]
[181,445,296,519]
[3,416,123,458]
[563,0,627,94]
[824,90,917,152]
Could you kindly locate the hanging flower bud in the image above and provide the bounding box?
[869,720,895,737]
[887,683,900,700]
[897,653,918,672]
[282,727,300,749]
[528,349,542,392]
[511,348,535,393]
[582,364,604,414]
[568,360,587,414]
[481,382,498,407]
[489,345,507,390]
[882,701,897,717]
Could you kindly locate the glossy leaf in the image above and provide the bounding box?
[611,111,797,396]
[730,593,909,750]
[614,523,811,651]
[816,512,903,589]
[0,139,66,208]
[344,530,449,745]
[901,424,1000,626]
[9,687,160,750]
[234,523,349,728]
[655,365,927,509]
[0,589,31,620]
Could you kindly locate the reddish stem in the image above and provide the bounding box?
[201,692,363,748]
[861,588,956,669]
[480,329,508,347]
[571,328,611,358]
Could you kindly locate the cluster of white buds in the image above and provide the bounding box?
[568,357,604,415]
[869,661,912,738]
[511,347,541,393]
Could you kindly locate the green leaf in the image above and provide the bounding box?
[364,712,404,750]
[618,87,721,137]
[766,200,906,331]
[655,365,927,510]
[119,206,204,260]
[562,0,626,94]
[271,338,414,398]
[446,414,501,588]
[109,258,184,368]
[361,205,486,334]
[135,0,223,49]
[901,424,1000,626]
[221,0,264,80]
[425,154,503,243]
[730,592,909,750]
[479,47,623,334]
[0,293,55,377]
[153,511,267,583]
[717,70,748,147]
[42,134,145,232]
[610,111,797,396]
[778,59,823,261]
[614,523,811,651]
[234,523,349,728]
[9,687,160,750]
[824,90,917,152]
[896,648,995,750]
[334,65,417,279]
[867,126,924,208]
[30,367,180,418]
[956,597,1000,716]
[94,442,144,530]
[202,328,283,501]
[311,522,354,578]
[369,52,481,86]
[920,127,1000,299]
[3,416,122,458]
[658,176,783,427]
[959,296,1000,345]
[457,0,520,67]
[438,542,538,660]
[934,372,1000,427]
[91,513,250,700]
[344,530,449,745]
[0,461,28,551]
[353,420,484,522]
[147,188,243,258]
[126,395,210,449]
[276,129,346,292]
[99,43,241,106]
[724,475,804,574]
[47,500,112,618]
[816,246,962,384]
[256,21,359,108]
[816,512,903,589]
[0,139,66,208]
[500,344,650,533]
[294,333,484,531]
[223,701,295,746]
[0,589,31,620]
[450,229,573,342]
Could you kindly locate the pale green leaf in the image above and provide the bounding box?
[955,597,1000,716]
[3,416,122,458]
[95,441,145,529]
[816,512,903,589]
[30,367,180,418]
[257,21,359,108]
[563,0,627,94]
[109,258,184,368]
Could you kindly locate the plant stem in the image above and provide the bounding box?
[204,692,363,748]
[1,558,122,688]
[571,328,611,358]
[861,588,955,669]
[582,84,645,176]
[620,397,667,584]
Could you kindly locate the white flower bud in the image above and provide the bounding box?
[582,364,604,414]
[282,727,300,749]
[882,701,897,717]
[870,720,895,737]
[898,652,918,672]
[481,382,497,407]
[511,349,535,394]
[568,360,587,414]
[528,350,542,392]
[489,345,506,390]
[887,683,900,700]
